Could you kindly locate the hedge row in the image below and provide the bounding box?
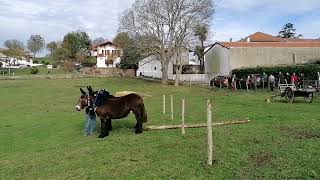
[232,64,320,79]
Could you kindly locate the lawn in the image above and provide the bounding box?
[0,67,70,76]
[0,77,319,179]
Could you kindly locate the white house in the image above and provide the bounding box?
[95,41,122,68]
[137,49,206,82]
[0,56,42,68]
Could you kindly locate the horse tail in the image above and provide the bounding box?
[141,103,147,123]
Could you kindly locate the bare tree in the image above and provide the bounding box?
[92,37,105,46]
[120,0,214,84]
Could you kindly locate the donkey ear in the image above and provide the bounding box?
[87,86,94,95]
[89,86,93,92]
[80,88,86,95]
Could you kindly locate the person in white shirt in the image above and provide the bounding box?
[269,74,275,91]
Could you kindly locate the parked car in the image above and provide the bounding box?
[210,75,230,88]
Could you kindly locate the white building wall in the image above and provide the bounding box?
[204,44,230,82]
[96,44,122,68]
[137,49,204,81]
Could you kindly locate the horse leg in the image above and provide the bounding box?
[133,109,143,134]
[106,119,112,131]
[98,118,109,138]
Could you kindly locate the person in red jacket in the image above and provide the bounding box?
[291,73,299,85]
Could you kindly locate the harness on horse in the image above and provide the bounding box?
[93,89,111,112]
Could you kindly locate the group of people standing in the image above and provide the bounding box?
[268,72,303,91]
[228,71,320,92]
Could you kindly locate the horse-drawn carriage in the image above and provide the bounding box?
[271,81,318,103]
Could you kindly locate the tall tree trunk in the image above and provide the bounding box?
[161,60,169,84]
[174,64,183,87]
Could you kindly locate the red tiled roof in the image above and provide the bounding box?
[284,38,320,42]
[96,41,121,47]
[240,32,320,43]
[220,42,320,48]
[240,32,283,42]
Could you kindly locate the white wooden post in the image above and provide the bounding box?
[182,99,185,135]
[170,95,173,121]
[207,99,213,166]
[163,95,166,115]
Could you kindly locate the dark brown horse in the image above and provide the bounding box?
[76,87,147,138]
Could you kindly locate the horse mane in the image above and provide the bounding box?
[94,89,116,107]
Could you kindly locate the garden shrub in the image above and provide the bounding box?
[232,64,320,79]
[30,68,39,74]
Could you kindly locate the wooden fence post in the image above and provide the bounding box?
[182,99,185,135]
[207,100,213,166]
[163,95,166,115]
[170,95,173,121]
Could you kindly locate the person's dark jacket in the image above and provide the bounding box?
[279,74,286,84]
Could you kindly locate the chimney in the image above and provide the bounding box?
[230,38,233,42]
[247,36,251,42]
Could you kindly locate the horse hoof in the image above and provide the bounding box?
[98,135,105,138]
[98,133,109,138]
[135,130,143,134]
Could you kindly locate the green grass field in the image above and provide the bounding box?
[0,77,319,179]
[0,67,70,76]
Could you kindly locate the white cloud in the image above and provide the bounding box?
[0,0,135,52]
[209,0,320,42]
[217,0,320,14]
[0,0,319,55]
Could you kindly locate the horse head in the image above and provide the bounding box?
[76,87,96,111]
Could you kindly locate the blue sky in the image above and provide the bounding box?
[0,0,319,56]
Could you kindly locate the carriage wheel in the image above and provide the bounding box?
[285,87,295,103]
[304,92,313,103]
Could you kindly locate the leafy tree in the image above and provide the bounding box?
[113,32,131,47]
[92,37,105,46]
[4,39,24,49]
[278,23,303,38]
[3,39,26,58]
[62,30,91,58]
[120,42,142,70]
[194,23,208,72]
[27,35,45,58]
[46,41,58,54]
[51,47,69,62]
[75,49,89,64]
